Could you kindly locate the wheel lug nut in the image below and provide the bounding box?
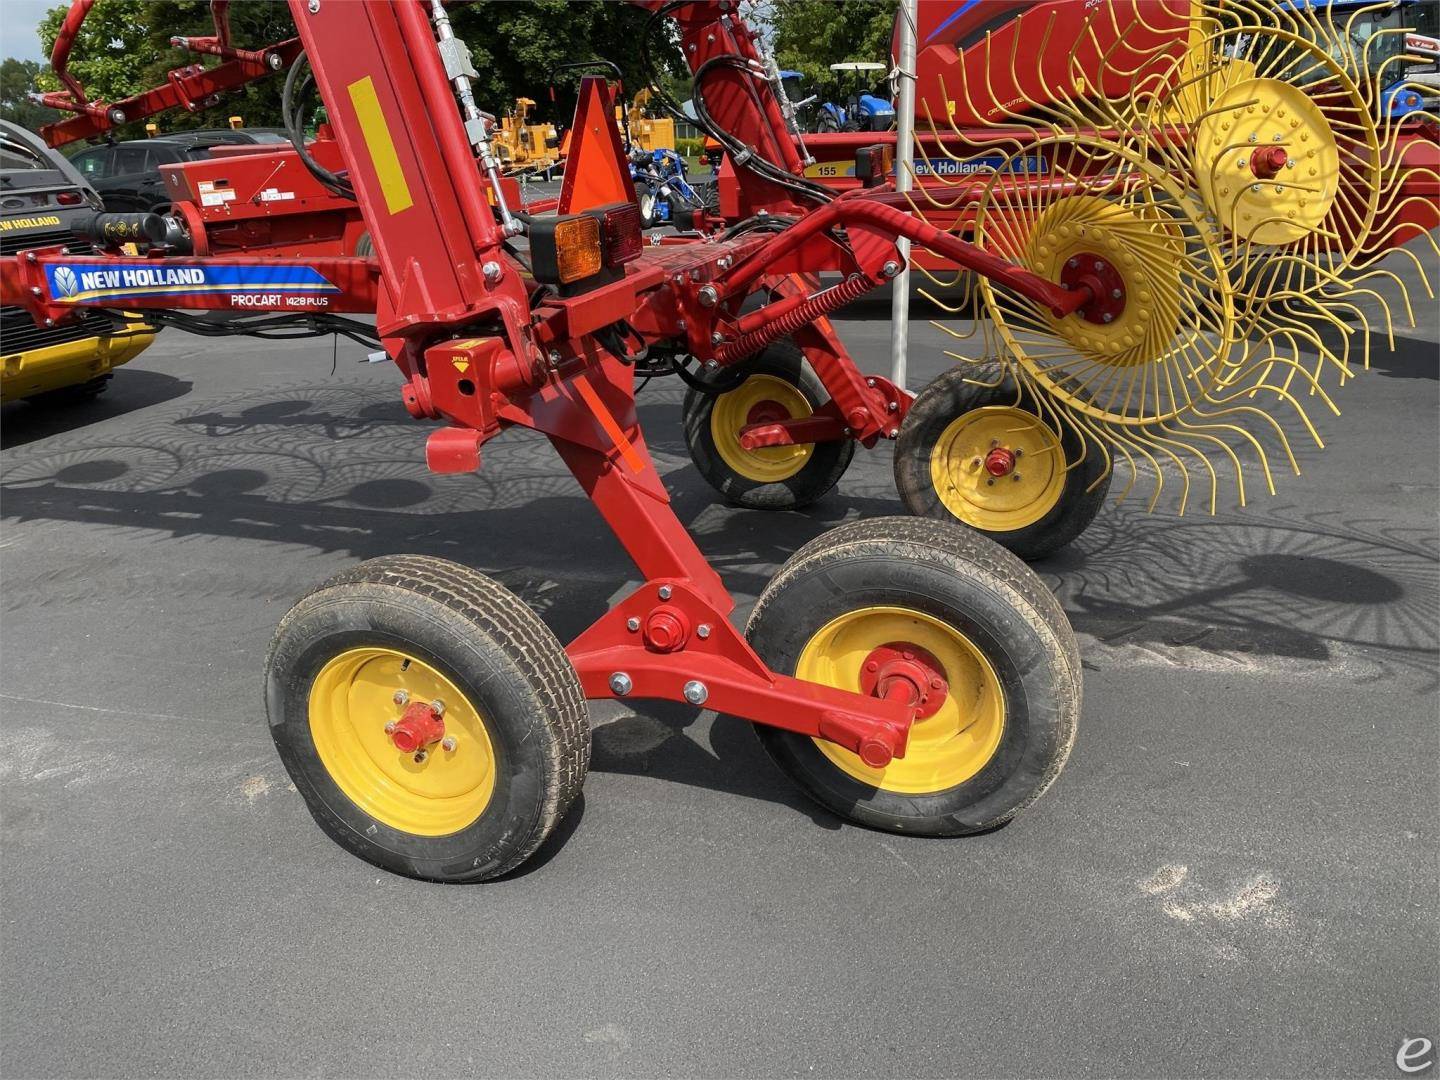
[413,750,428,764]
[1013,473,1022,481]
[986,478,995,486]
[430,699,445,717]
[384,721,397,735]
[393,690,409,706]
[441,736,457,752]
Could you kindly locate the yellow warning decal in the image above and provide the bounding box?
[452,358,471,373]
[346,76,413,216]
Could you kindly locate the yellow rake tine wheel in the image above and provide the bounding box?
[797,606,1005,794]
[309,647,497,836]
[930,407,1066,533]
[710,373,815,484]
[973,142,1235,428]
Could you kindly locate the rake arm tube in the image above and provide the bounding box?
[721,198,1090,318]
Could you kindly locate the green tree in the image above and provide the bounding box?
[450,0,681,125]
[36,0,153,116]
[0,59,61,131]
[770,0,898,91]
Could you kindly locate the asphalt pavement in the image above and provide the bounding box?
[1,246,1436,1078]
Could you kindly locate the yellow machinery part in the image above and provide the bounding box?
[929,406,1067,532]
[1,322,155,403]
[308,647,497,836]
[710,373,815,484]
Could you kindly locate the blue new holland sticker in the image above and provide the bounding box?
[45,263,340,305]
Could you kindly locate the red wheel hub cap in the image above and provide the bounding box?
[1059,252,1127,326]
[984,447,1016,477]
[859,642,950,720]
[1249,145,1288,180]
[746,400,788,426]
[390,701,445,753]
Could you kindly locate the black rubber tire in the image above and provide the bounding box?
[683,339,855,510]
[353,231,374,258]
[265,554,590,882]
[29,375,111,406]
[691,177,720,213]
[894,360,1110,561]
[746,516,1080,835]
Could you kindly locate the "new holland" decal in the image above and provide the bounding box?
[45,263,340,304]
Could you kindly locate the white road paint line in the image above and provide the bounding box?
[0,692,222,728]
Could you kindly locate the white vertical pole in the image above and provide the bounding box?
[889,0,918,393]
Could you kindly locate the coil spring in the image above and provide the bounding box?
[714,272,876,365]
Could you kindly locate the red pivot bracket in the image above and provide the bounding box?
[565,579,915,765]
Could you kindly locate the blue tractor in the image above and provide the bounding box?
[628,145,714,229]
[779,63,895,133]
[1287,0,1439,117]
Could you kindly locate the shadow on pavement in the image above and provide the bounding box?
[4,379,1435,687]
[0,370,193,451]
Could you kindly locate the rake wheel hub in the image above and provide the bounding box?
[1248,145,1289,181]
[1021,195,1181,371]
[1060,253,1126,326]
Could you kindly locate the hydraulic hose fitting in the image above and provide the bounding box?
[429,0,522,236]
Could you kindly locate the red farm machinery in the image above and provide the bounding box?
[2,0,1434,880]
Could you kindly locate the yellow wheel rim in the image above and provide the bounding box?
[308,647,497,836]
[710,374,814,483]
[798,607,1005,794]
[930,406,1066,533]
